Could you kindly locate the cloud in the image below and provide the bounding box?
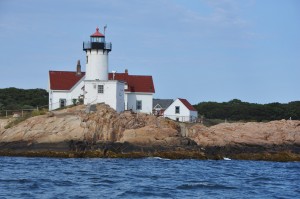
[162,0,260,48]
[176,0,250,28]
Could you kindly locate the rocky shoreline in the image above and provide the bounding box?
[0,140,299,162]
[0,104,299,161]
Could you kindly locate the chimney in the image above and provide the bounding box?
[125,69,128,75]
[112,70,116,80]
[76,60,81,75]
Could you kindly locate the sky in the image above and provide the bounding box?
[0,0,299,104]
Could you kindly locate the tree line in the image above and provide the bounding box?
[1,87,299,121]
[0,87,48,110]
[194,99,300,121]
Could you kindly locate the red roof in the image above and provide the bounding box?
[49,70,155,93]
[49,71,85,90]
[108,72,155,93]
[178,98,196,111]
[90,27,104,37]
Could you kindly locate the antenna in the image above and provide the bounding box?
[104,24,107,36]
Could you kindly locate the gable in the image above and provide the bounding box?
[49,71,85,90]
[153,99,174,109]
[178,98,196,111]
[164,98,197,115]
[153,104,162,109]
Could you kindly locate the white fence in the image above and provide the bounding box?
[164,115,198,123]
[0,105,48,118]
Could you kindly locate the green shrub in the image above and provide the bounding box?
[72,99,77,105]
[78,98,84,104]
[5,114,31,129]
[31,109,47,117]
[31,110,41,116]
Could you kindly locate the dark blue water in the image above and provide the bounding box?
[0,157,299,199]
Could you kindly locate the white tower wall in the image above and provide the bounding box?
[86,50,108,81]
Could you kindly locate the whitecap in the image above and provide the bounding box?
[147,157,171,160]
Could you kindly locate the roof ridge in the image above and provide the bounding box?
[109,72,152,77]
[49,70,86,73]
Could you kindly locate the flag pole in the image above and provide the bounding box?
[104,24,107,36]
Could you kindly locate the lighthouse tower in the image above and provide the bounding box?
[82,27,124,112]
[83,27,111,80]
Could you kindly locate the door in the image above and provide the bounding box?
[59,99,66,108]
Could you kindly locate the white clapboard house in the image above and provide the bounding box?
[163,98,198,122]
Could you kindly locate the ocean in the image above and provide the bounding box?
[0,157,299,199]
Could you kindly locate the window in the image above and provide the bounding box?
[98,85,104,93]
[175,106,180,114]
[136,100,142,110]
[59,99,66,108]
[86,56,88,64]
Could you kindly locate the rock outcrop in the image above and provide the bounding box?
[0,104,299,161]
[0,110,85,143]
[0,104,186,147]
[120,126,193,146]
[186,120,300,146]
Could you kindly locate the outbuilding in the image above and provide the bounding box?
[163,98,198,122]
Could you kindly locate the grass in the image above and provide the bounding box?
[0,116,9,119]
[202,119,227,127]
[201,118,272,127]
[4,109,47,129]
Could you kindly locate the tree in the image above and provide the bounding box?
[194,99,300,121]
[0,87,48,110]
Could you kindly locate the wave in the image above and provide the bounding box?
[146,157,171,161]
[177,182,237,190]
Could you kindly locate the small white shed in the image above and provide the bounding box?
[163,98,198,122]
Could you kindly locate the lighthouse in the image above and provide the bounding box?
[48,27,155,114]
[82,27,125,112]
[83,27,111,80]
